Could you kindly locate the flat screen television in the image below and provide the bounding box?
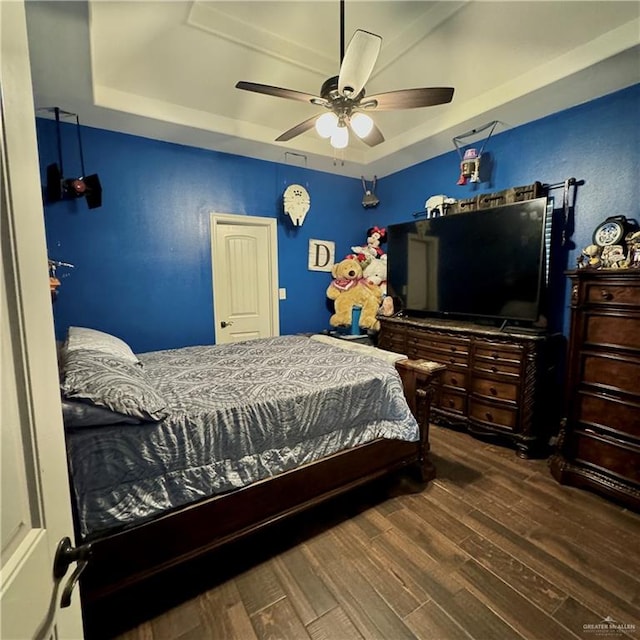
[386,197,550,326]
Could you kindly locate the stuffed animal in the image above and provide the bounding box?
[351,226,387,262]
[366,226,387,257]
[363,255,387,295]
[326,257,383,331]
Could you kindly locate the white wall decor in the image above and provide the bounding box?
[283,184,310,226]
[308,239,334,272]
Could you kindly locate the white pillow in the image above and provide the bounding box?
[66,326,140,364]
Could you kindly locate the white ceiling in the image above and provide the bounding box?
[26,1,640,178]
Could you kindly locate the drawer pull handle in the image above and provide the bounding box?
[491,366,498,373]
[449,357,456,363]
[485,412,493,422]
[600,289,613,301]
[451,346,457,352]
[490,387,497,396]
[448,400,455,408]
[450,378,458,386]
[491,352,499,359]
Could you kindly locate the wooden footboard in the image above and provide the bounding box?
[79,359,443,637]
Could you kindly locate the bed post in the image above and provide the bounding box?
[394,359,445,482]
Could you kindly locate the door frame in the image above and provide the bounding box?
[210,213,280,344]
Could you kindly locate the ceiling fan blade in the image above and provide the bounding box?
[348,118,385,147]
[236,81,326,106]
[361,87,454,111]
[275,115,320,142]
[338,30,382,98]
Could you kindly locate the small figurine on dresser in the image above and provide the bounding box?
[600,244,627,268]
[579,215,640,269]
[578,244,602,269]
[626,230,640,268]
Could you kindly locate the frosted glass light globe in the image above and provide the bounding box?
[315,112,338,138]
[351,113,374,138]
[330,126,349,149]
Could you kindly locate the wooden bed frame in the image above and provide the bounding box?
[77,359,443,637]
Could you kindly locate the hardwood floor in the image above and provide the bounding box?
[113,426,640,640]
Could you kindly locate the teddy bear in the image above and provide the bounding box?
[363,255,387,295]
[326,257,383,331]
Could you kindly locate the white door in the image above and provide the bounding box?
[0,2,84,639]
[210,213,280,344]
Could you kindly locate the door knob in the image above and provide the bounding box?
[220,320,234,328]
[53,537,92,608]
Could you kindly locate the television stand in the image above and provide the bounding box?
[377,316,564,458]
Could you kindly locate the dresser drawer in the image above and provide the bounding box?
[473,357,521,377]
[415,346,468,367]
[584,314,640,351]
[441,368,467,390]
[585,282,640,307]
[570,430,640,484]
[475,342,524,360]
[581,353,640,397]
[379,334,406,353]
[378,326,406,353]
[474,343,523,376]
[407,330,469,355]
[469,398,518,431]
[577,391,640,440]
[471,377,519,403]
[437,390,466,415]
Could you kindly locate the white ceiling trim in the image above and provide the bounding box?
[92,82,371,164]
[187,1,336,78]
[371,1,468,78]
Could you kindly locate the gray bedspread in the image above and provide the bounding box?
[66,335,418,540]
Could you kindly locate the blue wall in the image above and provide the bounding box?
[37,84,639,350]
[374,83,640,334]
[37,121,378,352]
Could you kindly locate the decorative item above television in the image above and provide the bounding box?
[387,197,550,327]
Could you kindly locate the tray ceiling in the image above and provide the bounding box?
[26,1,640,177]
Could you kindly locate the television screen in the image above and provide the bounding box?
[386,197,549,323]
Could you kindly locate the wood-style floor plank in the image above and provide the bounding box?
[404,599,474,640]
[270,547,337,625]
[306,606,365,640]
[459,533,567,615]
[457,558,580,640]
[110,424,640,640]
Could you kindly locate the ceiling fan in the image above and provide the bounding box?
[235,0,454,149]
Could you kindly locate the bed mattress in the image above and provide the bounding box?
[66,335,419,540]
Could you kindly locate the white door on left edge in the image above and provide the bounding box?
[0,2,84,638]
[210,214,280,344]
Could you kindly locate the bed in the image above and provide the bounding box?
[58,328,443,636]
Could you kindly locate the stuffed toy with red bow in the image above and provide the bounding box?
[351,226,387,263]
[326,257,383,331]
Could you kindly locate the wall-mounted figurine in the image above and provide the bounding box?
[453,120,499,187]
[361,176,380,208]
[283,184,310,226]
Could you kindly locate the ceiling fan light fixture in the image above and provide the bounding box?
[330,125,349,149]
[350,112,374,138]
[315,112,339,138]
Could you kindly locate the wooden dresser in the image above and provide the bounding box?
[378,317,563,458]
[550,270,640,510]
